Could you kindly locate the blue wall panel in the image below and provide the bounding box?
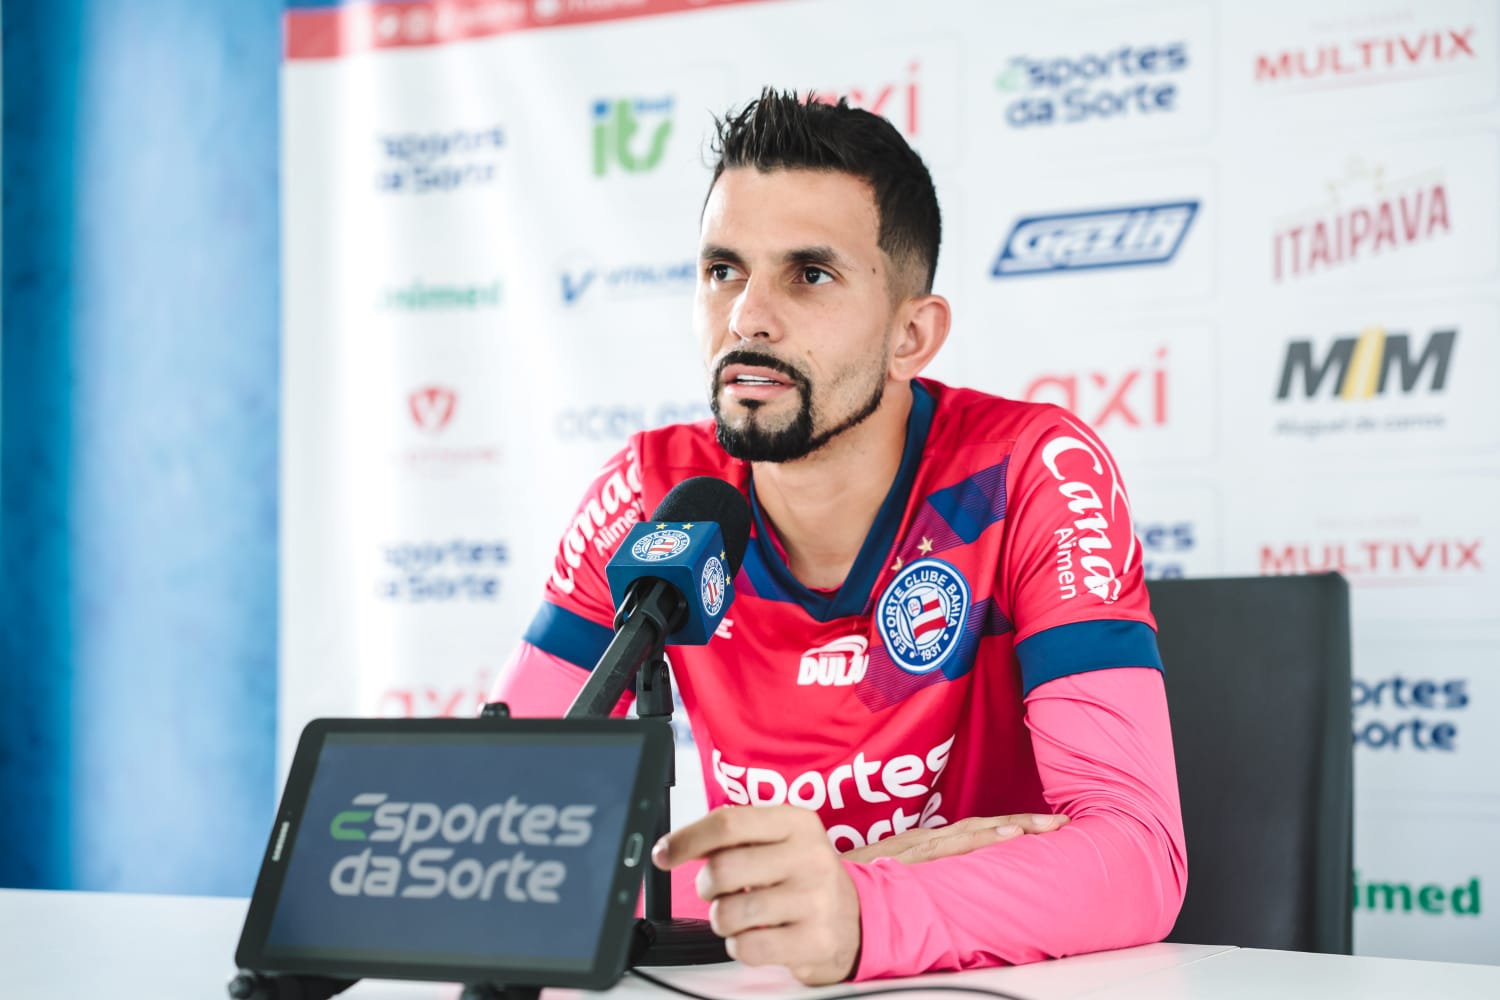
[2,0,281,895]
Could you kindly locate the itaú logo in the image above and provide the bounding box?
[409,385,457,432]
[326,793,595,903]
[797,636,869,687]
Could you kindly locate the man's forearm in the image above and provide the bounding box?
[845,668,1186,979]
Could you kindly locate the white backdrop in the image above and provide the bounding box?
[281,0,1500,963]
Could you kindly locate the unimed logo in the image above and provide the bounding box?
[1276,328,1455,401]
[1354,872,1482,916]
[592,96,672,176]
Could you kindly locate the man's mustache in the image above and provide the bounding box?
[713,349,810,389]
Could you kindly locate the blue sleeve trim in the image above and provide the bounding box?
[1016,619,1163,696]
[522,602,614,672]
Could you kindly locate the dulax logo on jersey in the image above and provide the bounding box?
[877,559,971,675]
[631,529,690,562]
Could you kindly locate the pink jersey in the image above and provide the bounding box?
[501,379,1186,977]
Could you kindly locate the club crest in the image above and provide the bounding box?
[877,558,970,674]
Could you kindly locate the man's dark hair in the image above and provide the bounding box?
[707,88,941,296]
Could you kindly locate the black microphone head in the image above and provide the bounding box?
[649,476,752,576]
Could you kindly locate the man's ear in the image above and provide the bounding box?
[889,293,951,381]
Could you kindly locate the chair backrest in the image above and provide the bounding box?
[1147,573,1352,953]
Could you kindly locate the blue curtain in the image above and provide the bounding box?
[1,0,281,895]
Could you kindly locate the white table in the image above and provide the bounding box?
[2,889,1496,1000]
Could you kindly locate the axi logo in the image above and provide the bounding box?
[1022,346,1168,429]
[993,201,1197,277]
[1272,161,1450,283]
[1260,538,1482,578]
[808,62,922,137]
[996,42,1188,128]
[1353,674,1468,752]
[1254,26,1476,88]
[1277,328,1455,401]
[409,386,457,433]
[592,97,673,176]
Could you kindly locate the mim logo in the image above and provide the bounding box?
[1276,328,1455,401]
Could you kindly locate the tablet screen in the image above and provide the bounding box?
[258,730,648,974]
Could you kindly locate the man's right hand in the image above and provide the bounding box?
[841,813,1069,865]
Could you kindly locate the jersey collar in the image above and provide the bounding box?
[743,380,935,622]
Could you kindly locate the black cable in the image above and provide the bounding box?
[628,968,1036,1000]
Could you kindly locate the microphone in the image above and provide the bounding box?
[565,477,751,719]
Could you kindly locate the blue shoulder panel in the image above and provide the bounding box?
[522,602,614,671]
[1016,619,1163,696]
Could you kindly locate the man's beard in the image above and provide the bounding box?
[709,349,886,463]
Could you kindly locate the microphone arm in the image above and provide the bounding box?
[564,578,684,719]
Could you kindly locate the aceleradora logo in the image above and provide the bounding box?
[326,793,596,903]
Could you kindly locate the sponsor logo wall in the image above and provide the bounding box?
[283,0,1500,965]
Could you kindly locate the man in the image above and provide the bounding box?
[496,90,1185,984]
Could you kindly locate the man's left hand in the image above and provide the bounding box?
[651,805,861,985]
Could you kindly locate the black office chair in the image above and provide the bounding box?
[1147,573,1352,953]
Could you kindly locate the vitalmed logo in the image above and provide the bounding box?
[992,201,1198,277]
[377,540,509,603]
[551,456,644,595]
[808,61,922,137]
[1272,161,1449,284]
[410,386,457,433]
[592,96,673,176]
[554,401,711,442]
[1042,422,1135,603]
[1353,674,1469,752]
[996,41,1188,128]
[1138,521,1196,580]
[798,636,870,688]
[1254,26,1476,90]
[326,793,595,902]
[1022,346,1169,430]
[376,125,505,195]
[559,257,695,306]
[1259,538,1482,580]
[382,278,502,313]
[711,735,954,851]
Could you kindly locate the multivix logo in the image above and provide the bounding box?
[1277,328,1454,401]
[592,96,673,176]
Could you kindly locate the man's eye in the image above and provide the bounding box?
[707,263,736,281]
[802,267,832,285]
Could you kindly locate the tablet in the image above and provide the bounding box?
[235,716,673,990]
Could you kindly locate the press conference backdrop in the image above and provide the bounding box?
[280,0,1500,964]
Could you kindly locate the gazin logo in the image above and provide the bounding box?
[592,96,673,176]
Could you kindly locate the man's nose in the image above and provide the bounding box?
[728,277,781,343]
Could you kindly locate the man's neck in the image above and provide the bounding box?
[751,382,914,591]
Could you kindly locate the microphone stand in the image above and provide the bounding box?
[628,650,729,966]
[563,581,728,966]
